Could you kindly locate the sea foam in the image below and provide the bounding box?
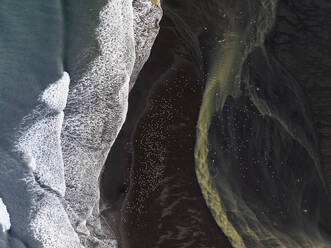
[61,1,162,246]
[0,198,10,232]
[0,0,161,247]
[61,1,135,247]
[0,72,82,248]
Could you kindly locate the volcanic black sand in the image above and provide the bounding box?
[268,0,331,191]
[101,0,331,247]
[101,13,232,248]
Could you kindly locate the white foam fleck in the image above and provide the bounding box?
[0,198,10,232]
[41,72,70,112]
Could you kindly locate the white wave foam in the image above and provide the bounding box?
[61,1,135,247]
[61,1,162,246]
[41,72,70,113]
[0,0,161,247]
[0,70,82,247]
[130,0,162,89]
[16,72,70,196]
[0,198,10,232]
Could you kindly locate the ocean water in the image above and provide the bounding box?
[2,0,330,247]
[0,2,78,247]
[0,1,64,134]
[0,1,136,247]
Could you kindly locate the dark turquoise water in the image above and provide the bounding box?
[0,1,63,136]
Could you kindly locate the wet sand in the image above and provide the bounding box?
[100,0,331,247]
[120,55,232,247]
[101,14,232,248]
